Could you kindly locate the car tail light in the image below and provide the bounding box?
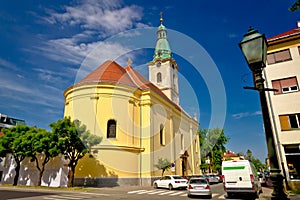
[205,185,210,189]
[188,184,193,189]
[175,181,180,183]
[250,174,254,185]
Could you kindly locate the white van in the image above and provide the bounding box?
[222,160,262,198]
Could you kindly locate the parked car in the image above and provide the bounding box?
[153,175,187,190]
[206,174,219,184]
[218,174,224,183]
[186,175,206,180]
[258,172,267,186]
[187,177,212,198]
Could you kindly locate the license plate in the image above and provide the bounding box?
[195,186,204,189]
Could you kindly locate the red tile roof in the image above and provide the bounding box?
[73,60,188,114]
[77,60,137,87]
[267,27,300,42]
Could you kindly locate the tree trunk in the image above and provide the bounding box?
[37,167,45,186]
[13,162,20,186]
[67,165,75,187]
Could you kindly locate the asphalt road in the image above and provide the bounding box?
[0,183,280,200]
[0,183,224,200]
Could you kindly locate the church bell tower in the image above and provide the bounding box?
[147,14,180,105]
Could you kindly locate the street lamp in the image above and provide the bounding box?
[239,27,288,200]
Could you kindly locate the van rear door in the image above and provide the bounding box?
[222,162,252,189]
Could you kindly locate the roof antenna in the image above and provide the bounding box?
[160,11,163,24]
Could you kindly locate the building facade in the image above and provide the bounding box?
[264,21,300,190]
[64,19,200,186]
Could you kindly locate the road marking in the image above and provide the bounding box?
[127,189,225,198]
[158,191,174,195]
[148,190,165,194]
[127,190,146,194]
[137,190,155,194]
[169,191,186,196]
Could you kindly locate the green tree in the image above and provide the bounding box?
[155,158,171,176]
[0,124,32,186]
[199,128,229,173]
[289,0,300,11]
[50,117,102,187]
[28,128,60,186]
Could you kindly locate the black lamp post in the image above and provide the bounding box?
[239,27,288,200]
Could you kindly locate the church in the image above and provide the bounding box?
[63,17,201,186]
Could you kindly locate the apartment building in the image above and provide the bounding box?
[264,21,300,190]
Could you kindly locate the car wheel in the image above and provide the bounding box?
[208,194,212,199]
[153,183,158,189]
[168,184,173,190]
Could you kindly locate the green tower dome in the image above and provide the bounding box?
[153,17,172,61]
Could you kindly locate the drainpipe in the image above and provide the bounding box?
[139,96,142,186]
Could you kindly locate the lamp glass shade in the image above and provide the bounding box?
[239,28,267,70]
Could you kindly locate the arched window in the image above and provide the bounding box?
[107,119,116,138]
[157,72,162,83]
[160,124,165,145]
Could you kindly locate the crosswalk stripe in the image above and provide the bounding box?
[137,190,155,194]
[180,193,187,196]
[127,190,146,194]
[169,191,186,196]
[218,194,226,199]
[158,191,174,195]
[148,190,165,194]
[212,193,218,197]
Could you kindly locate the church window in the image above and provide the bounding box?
[160,124,165,145]
[157,72,162,83]
[107,119,116,138]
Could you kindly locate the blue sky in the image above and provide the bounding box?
[0,0,299,161]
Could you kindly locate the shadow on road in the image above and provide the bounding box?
[0,189,52,200]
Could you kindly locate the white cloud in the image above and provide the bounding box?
[0,61,64,108]
[232,111,262,119]
[44,0,144,37]
[0,58,19,71]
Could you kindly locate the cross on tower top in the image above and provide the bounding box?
[127,58,132,66]
[160,12,163,24]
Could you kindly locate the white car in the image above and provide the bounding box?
[153,175,187,190]
[187,177,212,198]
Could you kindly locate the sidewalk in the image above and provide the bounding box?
[260,187,300,200]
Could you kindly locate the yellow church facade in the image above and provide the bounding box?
[63,19,200,186]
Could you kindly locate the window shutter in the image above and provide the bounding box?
[279,115,290,131]
[267,54,275,64]
[275,49,291,62]
[272,80,281,94]
[280,77,297,88]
